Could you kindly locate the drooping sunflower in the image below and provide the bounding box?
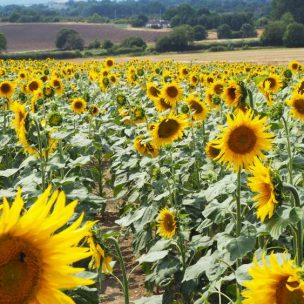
[222,81,242,107]
[50,77,63,94]
[205,140,221,161]
[89,104,99,116]
[0,80,15,99]
[160,82,183,107]
[186,95,209,121]
[71,98,87,114]
[214,110,274,171]
[157,208,176,239]
[10,102,28,137]
[0,186,95,304]
[146,82,161,101]
[260,74,283,93]
[151,114,188,146]
[287,93,304,122]
[134,136,159,158]
[242,253,304,304]
[248,160,279,222]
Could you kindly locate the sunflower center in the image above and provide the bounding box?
[158,119,180,138]
[149,86,160,98]
[166,86,178,98]
[227,87,236,101]
[0,235,41,304]
[264,77,275,89]
[214,84,224,95]
[163,214,175,232]
[209,145,220,159]
[1,83,11,94]
[275,277,304,304]
[53,80,61,88]
[228,126,257,154]
[190,101,203,114]
[29,81,39,91]
[294,98,304,114]
[159,98,171,109]
[74,101,83,109]
[298,82,304,94]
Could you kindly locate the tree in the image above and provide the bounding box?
[283,22,304,47]
[193,25,207,40]
[260,21,285,46]
[240,23,257,38]
[121,36,147,49]
[131,15,148,27]
[217,24,232,39]
[272,0,304,24]
[55,29,84,50]
[102,39,114,49]
[0,32,6,52]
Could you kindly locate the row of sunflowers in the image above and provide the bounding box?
[0,57,304,303]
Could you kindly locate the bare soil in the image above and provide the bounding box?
[70,48,304,65]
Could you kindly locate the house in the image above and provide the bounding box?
[146,19,171,29]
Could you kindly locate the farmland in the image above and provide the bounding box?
[0,22,167,52]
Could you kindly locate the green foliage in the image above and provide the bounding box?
[0,32,6,52]
[102,39,114,50]
[260,21,285,46]
[240,23,257,38]
[131,15,148,27]
[272,0,304,24]
[88,39,101,50]
[55,28,84,51]
[283,22,304,47]
[217,24,232,39]
[121,36,147,49]
[193,25,207,41]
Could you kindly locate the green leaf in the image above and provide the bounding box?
[0,168,19,177]
[115,207,146,227]
[70,155,91,167]
[182,255,213,282]
[226,235,256,261]
[134,295,163,304]
[138,250,169,264]
[70,134,92,147]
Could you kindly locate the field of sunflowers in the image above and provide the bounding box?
[0,57,304,304]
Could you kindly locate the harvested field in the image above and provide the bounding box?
[69,48,304,65]
[0,22,167,52]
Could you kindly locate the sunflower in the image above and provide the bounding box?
[10,102,28,137]
[214,110,274,171]
[50,77,63,94]
[160,82,183,106]
[71,98,87,114]
[157,208,176,239]
[0,186,95,304]
[289,60,301,72]
[105,57,114,68]
[134,136,159,158]
[89,104,99,116]
[154,97,172,112]
[205,140,221,160]
[296,78,304,95]
[27,79,42,93]
[211,80,225,95]
[0,81,15,99]
[287,93,304,122]
[151,114,188,146]
[248,160,279,222]
[260,74,282,93]
[242,253,304,304]
[146,82,161,101]
[222,81,242,107]
[186,95,209,121]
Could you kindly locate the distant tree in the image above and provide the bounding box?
[55,29,84,50]
[193,25,207,40]
[272,0,304,24]
[88,39,101,49]
[121,36,147,49]
[260,21,285,46]
[280,12,295,25]
[240,23,257,38]
[0,32,6,52]
[283,22,304,47]
[131,15,148,27]
[217,24,232,39]
[102,39,114,49]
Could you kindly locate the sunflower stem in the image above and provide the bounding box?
[248,89,254,110]
[282,117,293,185]
[282,183,303,266]
[169,148,177,206]
[108,237,129,304]
[236,169,242,301]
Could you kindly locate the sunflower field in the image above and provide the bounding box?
[1,57,304,304]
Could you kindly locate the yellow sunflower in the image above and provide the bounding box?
[260,74,283,93]
[289,60,302,72]
[134,136,159,158]
[0,81,15,99]
[154,97,173,112]
[242,253,304,304]
[146,82,161,101]
[186,95,209,121]
[27,79,42,93]
[89,104,99,116]
[287,93,304,122]
[157,208,176,239]
[211,80,225,96]
[0,186,94,304]
[71,98,87,114]
[214,110,274,171]
[205,140,221,160]
[50,77,63,94]
[248,160,278,222]
[151,114,188,147]
[10,102,28,137]
[160,82,183,106]
[105,57,114,69]
[222,80,242,107]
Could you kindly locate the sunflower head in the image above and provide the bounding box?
[206,140,221,160]
[134,136,159,158]
[0,187,94,304]
[157,208,177,239]
[48,111,63,127]
[154,96,172,112]
[242,253,304,304]
[0,81,15,99]
[160,82,183,106]
[186,95,209,121]
[214,110,274,171]
[71,97,87,114]
[151,114,188,147]
[89,104,99,116]
[287,93,304,122]
[222,81,242,107]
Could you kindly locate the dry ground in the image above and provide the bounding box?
[69,48,304,65]
[0,22,167,52]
